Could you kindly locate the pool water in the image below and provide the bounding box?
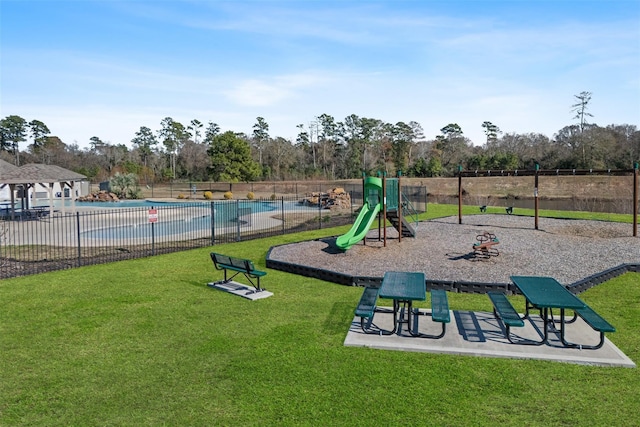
[79,200,315,239]
[56,199,247,209]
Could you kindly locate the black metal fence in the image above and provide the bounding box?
[0,187,428,279]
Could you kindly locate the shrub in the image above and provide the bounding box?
[270,193,277,200]
[224,191,233,200]
[247,192,255,200]
[203,191,213,200]
[177,193,186,199]
[109,172,141,199]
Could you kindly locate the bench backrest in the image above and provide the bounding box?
[210,253,254,272]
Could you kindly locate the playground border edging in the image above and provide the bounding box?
[265,243,639,295]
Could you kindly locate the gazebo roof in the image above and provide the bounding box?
[0,158,19,175]
[0,163,86,184]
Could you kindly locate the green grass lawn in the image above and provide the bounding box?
[1,207,638,426]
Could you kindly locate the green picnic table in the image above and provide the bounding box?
[510,276,615,348]
[379,271,426,335]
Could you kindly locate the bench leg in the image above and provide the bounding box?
[492,307,545,346]
[523,301,543,320]
[242,273,264,293]
[559,309,606,350]
[213,269,242,285]
[560,330,606,350]
[359,315,394,335]
[410,309,447,339]
[563,310,579,324]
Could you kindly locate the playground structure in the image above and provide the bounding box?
[336,174,418,250]
[456,163,639,237]
[472,232,500,258]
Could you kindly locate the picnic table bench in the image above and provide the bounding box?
[354,281,450,338]
[354,286,393,335]
[210,252,267,292]
[414,288,450,339]
[490,276,618,349]
[487,292,527,344]
[563,304,616,349]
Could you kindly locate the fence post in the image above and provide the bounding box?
[424,186,428,212]
[236,199,241,241]
[150,206,156,256]
[210,201,216,245]
[350,191,354,217]
[281,197,285,234]
[76,212,81,267]
[318,193,322,230]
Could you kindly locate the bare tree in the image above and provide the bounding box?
[571,91,594,133]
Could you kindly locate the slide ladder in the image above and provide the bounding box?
[385,210,416,237]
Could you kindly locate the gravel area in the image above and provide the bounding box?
[268,215,640,285]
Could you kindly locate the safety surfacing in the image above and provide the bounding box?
[344,307,635,368]
[207,280,274,300]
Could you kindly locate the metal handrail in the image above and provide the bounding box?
[401,191,420,224]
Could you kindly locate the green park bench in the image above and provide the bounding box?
[210,252,267,293]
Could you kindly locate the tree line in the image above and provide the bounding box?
[1,92,638,183]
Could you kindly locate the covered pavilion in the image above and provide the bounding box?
[0,160,87,219]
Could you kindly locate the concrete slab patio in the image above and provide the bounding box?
[207,280,274,300]
[344,307,636,368]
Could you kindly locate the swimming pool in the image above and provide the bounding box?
[79,200,317,240]
[56,199,222,209]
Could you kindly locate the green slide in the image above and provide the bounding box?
[335,203,381,250]
[336,176,382,250]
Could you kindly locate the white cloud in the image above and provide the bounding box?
[2,1,638,149]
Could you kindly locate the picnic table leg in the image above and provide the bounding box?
[563,310,579,324]
[524,300,542,320]
[541,308,553,345]
[406,301,414,334]
[409,310,447,339]
[558,309,606,350]
[392,300,400,334]
[359,316,394,336]
[514,306,548,346]
[392,300,413,335]
[559,309,579,348]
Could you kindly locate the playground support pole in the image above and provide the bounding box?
[382,172,387,247]
[458,166,463,224]
[634,163,638,237]
[534,163,539,230]
[362,172,367,246]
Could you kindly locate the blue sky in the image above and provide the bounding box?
[2,0,639,149]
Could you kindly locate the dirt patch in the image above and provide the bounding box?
[551,224,631,238]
